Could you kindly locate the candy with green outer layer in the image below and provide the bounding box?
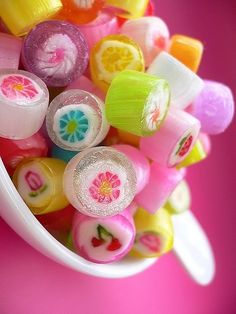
[105,70,170,136]
[164,179,191,214]
[176,139,206,169]
[131,207,173,258]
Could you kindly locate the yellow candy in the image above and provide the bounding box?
[131,207,173,258]
[90,34,145,92]
[169,35,203,73]
[106,0,149,19]
[177,140,206,169]
[13,158,69,214]
[0,0,62,36]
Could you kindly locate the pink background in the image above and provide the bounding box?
[0,1,235,313]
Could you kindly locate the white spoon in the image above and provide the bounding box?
[0,158,215,282]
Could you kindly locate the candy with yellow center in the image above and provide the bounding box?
[169,34,204,73]
[90,34,145,92]
[106,0,149,19]
[130,207,174,258]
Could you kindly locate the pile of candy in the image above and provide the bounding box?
[0,0,234,264]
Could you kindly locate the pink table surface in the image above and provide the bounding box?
[0,1,235,313]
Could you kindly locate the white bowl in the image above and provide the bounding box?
[0,158,215,282]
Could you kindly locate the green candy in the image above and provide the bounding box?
[105,70,170,136]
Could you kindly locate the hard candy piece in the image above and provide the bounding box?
[72,209,135,263]
[147,51,204,109]
[121,16,169,66]
[198,133,211,155]
[117,129,140,147]
[13,157,69,215]
[135,162,185,213]
[50,144,78,163]
[169,34,203,72]
[0,69,49,140]
[22,20,89,87]
[191,80,234,134]
[63,147,137,217]
[105,70,170,136]
[0,0,62,36]
[140,108,201,167]
[46,89,110,151]
[106,0,149,19]
[131,207,173,258]
[0,32,22,69]
[90,35,145,92]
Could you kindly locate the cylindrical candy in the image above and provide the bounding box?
[0,132,48,177]
[50,144,78,163]
[113,144,150,194]
[46,89,110,151]
[121,17,170,66]
[140,108,201,167]
[117,129,140,147]
[90,35,145,92]
[0,69,49,140]
[63,147,137,217]
[169,35,203,73]
[164,179,191,214]
[131,207,173,258]
[13,157,69,215]
[0,0,63,36]
[147,51,204,109]
[105,0,149,19]
[22,20,89,87]
[72,209,135,263]
[105,70,170,136]
[176,139,207,169]
[58,0,105,24]
[190,80,235,134]
[0,33,22,69]
[135,162,185,213]
[78,9,119,51]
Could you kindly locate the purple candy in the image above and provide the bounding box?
[22,20,89,87]
[191,80,234,134]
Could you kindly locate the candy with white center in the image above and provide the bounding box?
[140,108,201,167]
[190,80,235,134]
[121,17,170,66]
[105,70,170,136]
[113,144,150,194]
[131,207,173,258]
[0,69,49,140]
[46,89,110,151]
[164,179,191,214]
[22,20,89,87]
[147,51,204,109]
[0,33,22,69]
[63,147,137,217]
[135,162,185,214]
[13,158,69,215]
[72,209,135,263]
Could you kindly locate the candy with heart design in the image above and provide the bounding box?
[106,0,149,19]
[90,35,145,92]
[46,89,110,152]
[72,209,135,263]
[147,51,204,109]
[0,132,48,177]
[140,108,200,167]
[169,34,203,73]
[131,207,173,258]
[135,162,185,214]
[22,20,89,87]
[0,0,62,36]
[121,16,170,66]
[105,70,170,136]
[63,146,137,217]
[13,157,69,215]
[164,179,191,214]
[0,69,49,140]
[0,32,22,69]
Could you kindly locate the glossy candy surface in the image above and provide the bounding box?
[106,0,149,19]
[0,33,22,69]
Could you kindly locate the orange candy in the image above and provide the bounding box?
[58,0,105,24]
[169,35,203,73]
[118,129,140,148]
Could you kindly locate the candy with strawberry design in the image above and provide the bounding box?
[72,209,135,263]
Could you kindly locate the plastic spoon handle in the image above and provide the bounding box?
[173,210,215,285]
